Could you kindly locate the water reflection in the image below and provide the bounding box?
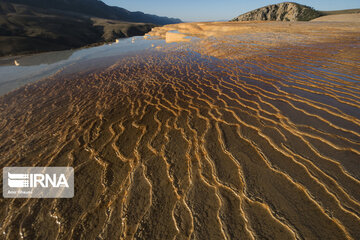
[0,50,75,67]
[0,37,163,96]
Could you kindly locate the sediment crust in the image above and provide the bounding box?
[0,21,359,239]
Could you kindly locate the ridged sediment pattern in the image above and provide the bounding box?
[0,27,359,239]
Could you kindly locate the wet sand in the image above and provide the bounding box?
[0,21,360,239]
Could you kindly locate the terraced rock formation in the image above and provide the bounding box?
[0,21,360,239]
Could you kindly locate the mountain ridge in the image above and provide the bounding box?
[4,0,182,25]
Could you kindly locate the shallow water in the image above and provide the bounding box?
[0,22,360,239]
[0,37,164,96]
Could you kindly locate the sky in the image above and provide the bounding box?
[102,0,360,22]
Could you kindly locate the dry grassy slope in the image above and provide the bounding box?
[0,2,156,57]
[311,13,360,22]
[320,8,360,15]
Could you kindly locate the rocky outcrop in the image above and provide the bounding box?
[231,2,322,22]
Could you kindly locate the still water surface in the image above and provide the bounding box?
[0,37,164,96]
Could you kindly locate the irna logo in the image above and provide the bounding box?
[7,172,69,188]
[3,167,74,198]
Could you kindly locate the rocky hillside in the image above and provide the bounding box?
[231,2,322,21]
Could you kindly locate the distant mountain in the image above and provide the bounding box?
[4,0,182,25]
[231,2,322,22]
